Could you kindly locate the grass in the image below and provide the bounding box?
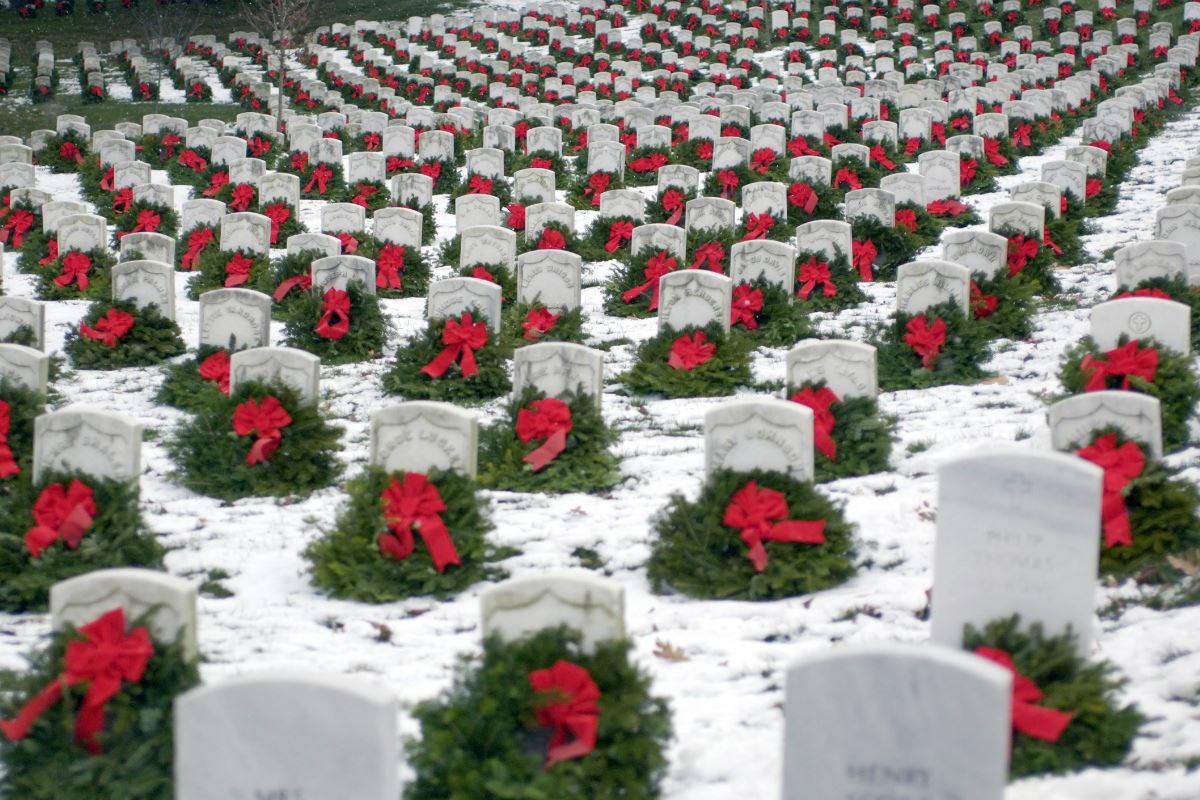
[2,99,242,139]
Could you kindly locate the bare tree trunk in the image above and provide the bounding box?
[276,54,286,133]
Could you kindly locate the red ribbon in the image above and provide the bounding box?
[790,386,838,460]
[717,170,740,199]
[723,480,826,571]
[621,251,677,310]
[974,647,1074,743]
[23,479,96,559]
[583,173,610,206]
[894,209,917,233]
[506,204,526,231]
[376,244,405,290]
[233,395,292,465]
[112,187,133,214]
[516,397,573,471]
[833,168,861,190]
[960,158,978,187]
[228,184,255,212]
[363,132,381,151]
[316,288,351,341]
[179,150,208,173]
[1085,179,1102,200]
[99,168,115,194]
[904,316,947,369]
[689,241,725,272]
[0,400,17,478]
[630,152,668,173]
[264,203,291,245]
[201,171,229,198]
[1006,234,1039,277]
[467,175,494,194]
[59,141,85,165]
[304,164,333,195]
[730,284,763,329]
[529,660,600,767]
[182,228,214,270]
[419,162,442,182]
[1,209,34,249]
[421,312,488,379]
[291,152,310,172]
[927,199,968,217]
[797,257,836,299]
[788,136,817,157]
[1076,433,1145,549]
[970,282,997,319]
[852,240,876,281]
[79,308,135,347]
[1080,341,1158,391]
[869,144,895,170]
[1011,123,1033,148]
[198,351,230,394]
[750,147,776,175]
[605,221,633,252]
[336,232,359,254]
[522,306,560,340]
[668,330,716,370]
[0,608,153,755]
[1117,288,1172,301]
[273,271,312,302]
[377,472,460,572]
[224,252,253,287]
[350,183,378,208]
[741,214,774,241]
[1043,228,1063,257]
[386,156,415,173]
[661,189,685,225]
[55,252,92,291]
[538,228,566,250]
[984,138,1009,166]
[904,137,922,156]
[788,182,819,215]
[132,209,160,233]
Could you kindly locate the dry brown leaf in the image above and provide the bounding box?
[1166,553,1200,577]
[653,639,689,662]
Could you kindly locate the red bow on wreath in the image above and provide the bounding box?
[833,168,861,190]
[741,214,774,241]
[516,398,573,471]
[730,284,763,329]
[273,270,312,302]
[582,173,610,206]
[376,244,405,290]
[661,189,685,225]
[788,136,817,157]
[1011,123,1033,148]
[974,647,1073,744]
[1006,234,1039,277]
[788,182,819,215]
[232,395,292,465]
[622,251,677,310]
[723,480,825,571]
[904,316,947,369]
[1080,341,1158,391]
[228,184,255,212]
[224,252,253,287]
[179,150,208,173]
[605,221,633,252]
[750,148,776,175]
[422,312,488,379]
[182,228,214,270]
[467,175,493,195]
[790,386,838,460]
[797,257,836,300]
[132,209,160,234]
[378,472,460,572]
[894,209,917,233]
[59,141,85,165]
[690,241,725,272]
[23,479,96,559]
[538,228,566,250]
[0,608,153,755]
[264,203,291,246]
[927,199,969,217]
[198,351,230,394]
[522,306,560,340]
[316,288,351,341]
[55,252,93,291]
[984,138,1009,166]
[1076,433,1144,549]
[79,308,134,348]
[716,170,740,199]
[1,209,34,249]
[304,164,333,195]
[201,171,229,198]
[112,188,133,214]
[631,153,668,173]
[960,159,978,187]
[869,145,895,170]
[529,660,600,767]
[668,330,716,371]
[0,400,18,478]
[851,240,876,281]
[506,203,526,231]
[970,282,998,319]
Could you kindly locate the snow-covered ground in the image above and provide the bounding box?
[3,33,1200,800]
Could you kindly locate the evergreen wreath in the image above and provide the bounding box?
[267,248,326,318]
[961,616,1143,779]
[621,323,753,399]
[646,186,696,226]
[438,234,463,271]
[452,174,513,206]
[0,378,44,500]
[875,304,993,391]
[34,248,116,301]
[1042,208,1085,267]
[849,217,920,281]
[418,158,459,194]
[568,170,621,211]
[166,147,213,189]
[478,389,622,494]
[787,382,895,482]
[646,468,858,600]
[700,164,753,201]
[345,180,392,213]
[406,626,671,800]
[0,615,200,800]
[166,381,343,501]
[992,224,1061,296]
[156,345,231,413]
[175,224,218,271]
[604,248,683,319]
[625,147,674,186]
[793,247,868,311]
[738,210,795,245]
[304,466,504,602]
[517,222,584,257]
[371,241,432,300]
[0,471,166,612]
[281,283,389,364]
[500,302,586,351]
[729,279,816,348]
[113,203,179,242]
[261,201,305,246]
[1109,276,1200,350]
[34,132,90,173]
[785,180,841,226]
[186,248,272,301]
[671,137,714,171]
[684,227,739,275]
[64,299,186,370]
[458,263,516,305]
[1057,335,1199,453]
[576,215,640,263]
[970,270,1038,341]
[893,200,942,249]
[381,311,511,404]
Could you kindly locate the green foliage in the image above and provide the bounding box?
[962,617,1143,779]
[0,324,39,349]
[459,263,516,304]
[1058,335,1199,453]
[0,619,200,800]
[64,299,185,370]
[787,388,895,483]
[185,248,271,301]
[304,467,504,603]
[576,215,640,263]
[992,224,1061,295]
[622,324,753,399]
[875,304,993,391]
[34,248,115,301]
[850,217,920,281]
[603,250,681,319]
[407,627,671,800]
[166,381,343,501]
[281,283,389,364]
[0,379,44,500]
[793,248,868,311]
[500,303,586,351]
[1043,208,1085,267]
[0,471,165,613]
[972,270,1038,341]
[730,280,815,348]
[155,345,227,413]
[382,311,511,404]
[479,390,622,494]
[647,468,858,600]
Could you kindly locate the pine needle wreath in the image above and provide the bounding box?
[603,249,683,318]
[1110,276,1200,350]
[419,158,460,194]
[113,202,179,242]
[186,248,272,301]
[14,210,49,274]
[372,241,431,300]
[1043,209,1085,267]
[729,280,815,348]
[345,180,392,213]
[174,224,217,271]
[646,468,858,600]
[961,616,1143,779]
[0,325,39,349]
[684,227,739,274]
[875,304,993,391]
[893,200,942,248]
[1058,335,1199,453]
[625,147,674,186]
[567,170,622,211]
[517,222,583,257]
[478,389,621,494]
[458,263,516,304]
[621,323,753,399]
[0,378,43,500]
[700,164,754,201]
[793,247,868,310]
[406,626,671,800]
[971,270,1038,341]
[381,312,511,404]
[156,345,230,413]
[34,132,90,173]
[262,202,305,246]
[500,302,586,351]
[785,181,841,226]
[64,300,186,370]
[671,137,714,171]
[34,248,116,301]
[991,225,1061,296]
[452,175,513,206]
[787,384,896,482]
[576,215,640,263]
[646,187,696,226]
[304,466,504,602]
[849,217,920,281]
[0,471,165,612]
[0,618,200,800]
[166,147,213,189]
[281,283,389,364]
[438,234,463,271]
[166,381,343,501]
